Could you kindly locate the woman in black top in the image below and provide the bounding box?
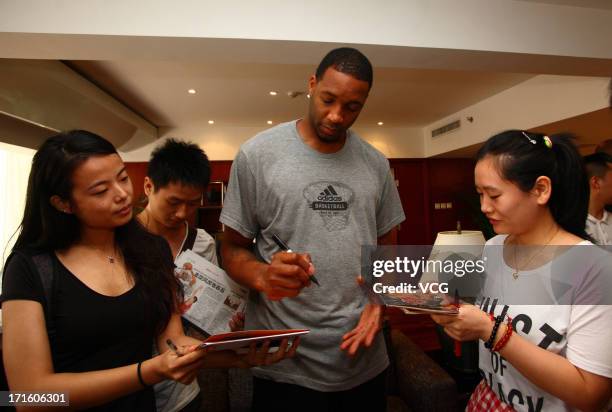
[1,131,296,411]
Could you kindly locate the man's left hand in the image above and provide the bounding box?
[340,303,383,356]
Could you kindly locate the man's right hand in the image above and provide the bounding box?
[258,251,315,300]
[221,227,316,301]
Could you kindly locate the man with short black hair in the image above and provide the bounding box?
[221,47,405,410]
[139,139,215,261]
[137,138,215,412]
[584,152,612,244]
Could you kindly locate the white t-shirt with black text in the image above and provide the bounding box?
[476,235,612,411]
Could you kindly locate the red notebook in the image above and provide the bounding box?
[198,329,309,352]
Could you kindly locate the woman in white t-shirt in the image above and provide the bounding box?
[431,130,612,411]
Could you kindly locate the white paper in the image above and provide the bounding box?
[175,249,249,335]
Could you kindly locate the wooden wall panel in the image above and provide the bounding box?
[124,161,148,209]
[389,159,429,245]
[127,159,480,242]
[209,160,232,183]
[426,158,478,239]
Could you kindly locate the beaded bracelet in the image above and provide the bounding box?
[493,317,513,352]
[484,315,504,350]
[137,361,150,388]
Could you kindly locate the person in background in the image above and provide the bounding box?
[584,152,612,245]
[138,139,217,265]
[431,130,612,411]
[137,138,247,412]
[1,131,290,411]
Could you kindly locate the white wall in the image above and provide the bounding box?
[120,124,266,162]
[424,75,611,157]
[357,126,424,159]
[2,0,611,60]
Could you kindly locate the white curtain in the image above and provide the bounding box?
[0,142,35,272]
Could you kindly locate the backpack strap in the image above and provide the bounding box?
[30,253,56,340]
[181,226,198,253]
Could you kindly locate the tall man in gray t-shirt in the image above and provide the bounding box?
[220,48,405,411]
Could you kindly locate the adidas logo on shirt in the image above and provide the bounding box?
[317,185,343,202]
[303,181,355,231]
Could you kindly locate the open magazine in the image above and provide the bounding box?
[198,329,310,353]
[379,293,459,315]
[358,280,458,315]
[175,249,249,335]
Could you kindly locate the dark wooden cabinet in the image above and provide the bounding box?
[196,161,233,235]
[389,158,477,245]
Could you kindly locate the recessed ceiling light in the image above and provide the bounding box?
[377,121,384,126]
[267,120,273,125]
[208,120,214,125]
[188,89,196,94]
[269,91,278,96]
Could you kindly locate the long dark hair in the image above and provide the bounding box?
[12,130,180,334]
[476,130,588,239]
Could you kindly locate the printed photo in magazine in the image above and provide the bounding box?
[175,249,249,335]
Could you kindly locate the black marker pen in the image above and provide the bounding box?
[271,234,320,286]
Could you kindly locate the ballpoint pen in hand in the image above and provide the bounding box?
[271,234,320,286]
[166,339,184,357]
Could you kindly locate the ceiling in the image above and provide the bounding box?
[68,60,533,129]
[2,0,611,158]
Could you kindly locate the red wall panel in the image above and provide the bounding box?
[426,158,478,239]
[124,162,148,209]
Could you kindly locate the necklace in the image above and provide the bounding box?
[89,247,118,265]
[103,247,120,265]
[511,227,559,280]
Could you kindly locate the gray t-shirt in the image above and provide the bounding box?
[220,120,405,391]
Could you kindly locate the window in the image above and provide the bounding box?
[0,142,35,270]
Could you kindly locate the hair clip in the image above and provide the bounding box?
[521,131,537,145]
[543,135,553,149]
